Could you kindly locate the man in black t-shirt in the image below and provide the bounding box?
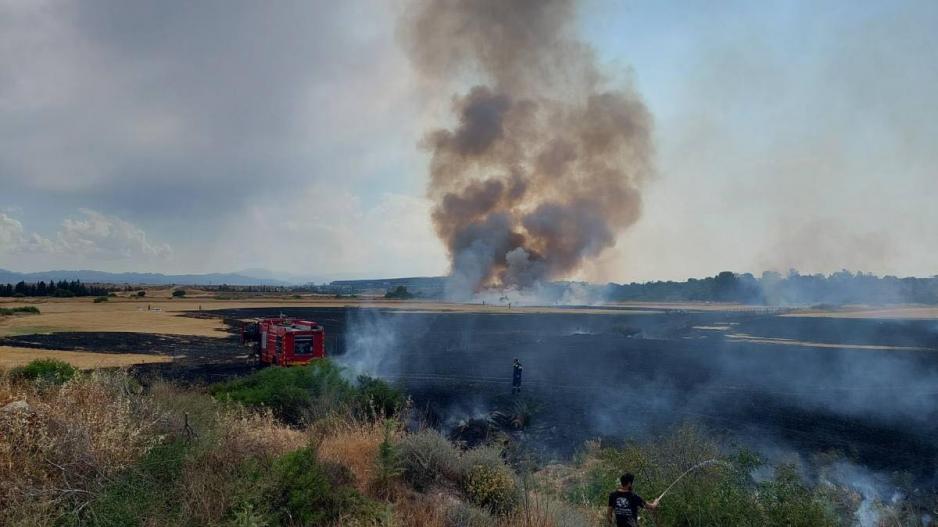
[608,473,658,527]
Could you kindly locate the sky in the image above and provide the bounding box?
[1,0,936,283]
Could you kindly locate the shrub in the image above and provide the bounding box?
[171,289,186,297]
[0,306,39,315]
[9,358,76,384]
[454,444,519,515]
[356,375,405,419]
[384,286,414,299]
[267,446,380,526]
[759,464,838,527]
[53,289,75,297]
[93,296,109,303]
[142,383,305,526]
[462,464,519,515]
[373,420,403,497]
[399,429,461,490]
[136,290,146,297]
[79,441,188,526]
[210,360,353,423]
[458,444,506,476]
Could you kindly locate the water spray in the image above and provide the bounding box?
[654,459,732,503]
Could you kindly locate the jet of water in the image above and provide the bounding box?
[655,459,732,503]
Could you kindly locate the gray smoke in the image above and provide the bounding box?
[402,0,653,298]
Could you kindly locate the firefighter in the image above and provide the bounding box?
[607,473,658,527]
[511,358,523,395]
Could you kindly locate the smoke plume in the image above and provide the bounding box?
[403,0,654,298]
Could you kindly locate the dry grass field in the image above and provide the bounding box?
[0,294,670,341]
[0,298,228,337]
[784,305,938,319]
[0,346,170,369]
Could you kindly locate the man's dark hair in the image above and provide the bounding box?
[620,473,635,486]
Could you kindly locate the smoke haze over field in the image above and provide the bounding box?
[403,0,653,297]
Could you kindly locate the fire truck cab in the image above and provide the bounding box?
[242,317,326,366]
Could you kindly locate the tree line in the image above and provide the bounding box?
[0,280,111,298]
[604,270,938,305]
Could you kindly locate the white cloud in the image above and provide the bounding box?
[0,213,26,251]
[0,210,171,268]
[56,209,172,260]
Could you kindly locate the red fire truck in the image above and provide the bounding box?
[241,317,326,366]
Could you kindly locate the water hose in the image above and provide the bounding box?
[654,459,731,503]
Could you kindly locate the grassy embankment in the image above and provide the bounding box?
[1,359,934,526]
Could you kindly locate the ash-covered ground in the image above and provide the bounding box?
[5,306,937,481]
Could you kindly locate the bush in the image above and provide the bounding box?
[93,296,109,303]
[399,429,461,490]
[79,441,188,526]
[373,420,402,497]
[355,375,405,419]
[53,289,75,297]
[9,358,76,384]
[0,306,39,315]
[458,444,506,476]
[759,465,839,527]
[210,360,353,423]
[384,286,414,299]
[136,290,146,297]
[462,464,519,515]
[171,289,186,298]
[267,446,380,526]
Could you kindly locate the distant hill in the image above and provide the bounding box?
[0,269,287,286]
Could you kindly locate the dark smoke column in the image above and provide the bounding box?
[402,0,654,299]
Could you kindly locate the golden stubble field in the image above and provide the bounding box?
[0,294,661,341]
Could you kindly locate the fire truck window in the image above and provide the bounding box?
[295,340,312,354]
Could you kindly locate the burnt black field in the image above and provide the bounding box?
[5,306,937,478]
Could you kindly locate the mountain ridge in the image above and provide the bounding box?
[0,268,289,286]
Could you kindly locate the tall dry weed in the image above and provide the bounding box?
[0,369,162,522]
[317,418,402,493]
[507,491,600,527]
[390,493,449,527]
